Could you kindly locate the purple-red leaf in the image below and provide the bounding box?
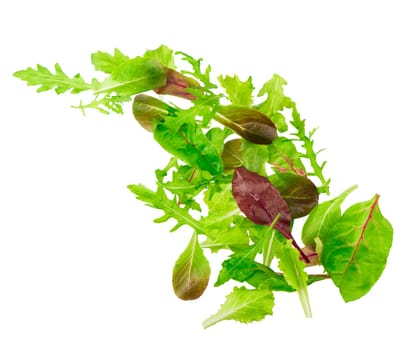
[232,167,308,262]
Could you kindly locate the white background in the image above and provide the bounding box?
[1,0,396,349]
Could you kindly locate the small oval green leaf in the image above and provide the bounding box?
[172,232,211,300]
[269,173,319,219]
[215,105,277,144]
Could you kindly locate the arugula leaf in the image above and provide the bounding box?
[277,240,312,317]
[290,107,330,194]
[127,183,207,234]
[322,195,393,302]
[13,64,93,94]
[218,74,254,106]
[202,286,274,329]
[173,232,210,300]
[91,48,130,74]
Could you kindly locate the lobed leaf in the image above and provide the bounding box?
[218,74,254,106]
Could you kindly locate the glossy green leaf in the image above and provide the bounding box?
[322,195,393,302]
[221,139,243,170]
[202,286,274,328]
[215,105,277,145]
[269,173,319,219]
[302,185,358,247]
[154,122,223,175]
[172,232,211,300]
[218,74,254,106]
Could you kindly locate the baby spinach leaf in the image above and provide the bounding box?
[202,286,274,329]
[322,195,393,302]
[269,172,319,219]
[221,139,243,170]
[172,232,211,300]
[215,105,277,144]
[302,185,358,247]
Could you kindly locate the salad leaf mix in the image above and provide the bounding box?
[14,45,393,327]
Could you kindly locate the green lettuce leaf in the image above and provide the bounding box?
[91,48,131,74]
[218,74,254,106]
[202,286,274,328]
[143,44,176,69]
[256,74,292,132]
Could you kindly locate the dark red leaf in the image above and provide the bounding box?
[232,166,309,262]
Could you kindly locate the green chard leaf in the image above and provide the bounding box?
[277,239,312,317]
[172,232,211,300]
[13,64,93,94]
[218,74,254,106]
[302,185,358,247]
[321,195,393,302]
[268,137,306,176]
[202,286,274,329]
